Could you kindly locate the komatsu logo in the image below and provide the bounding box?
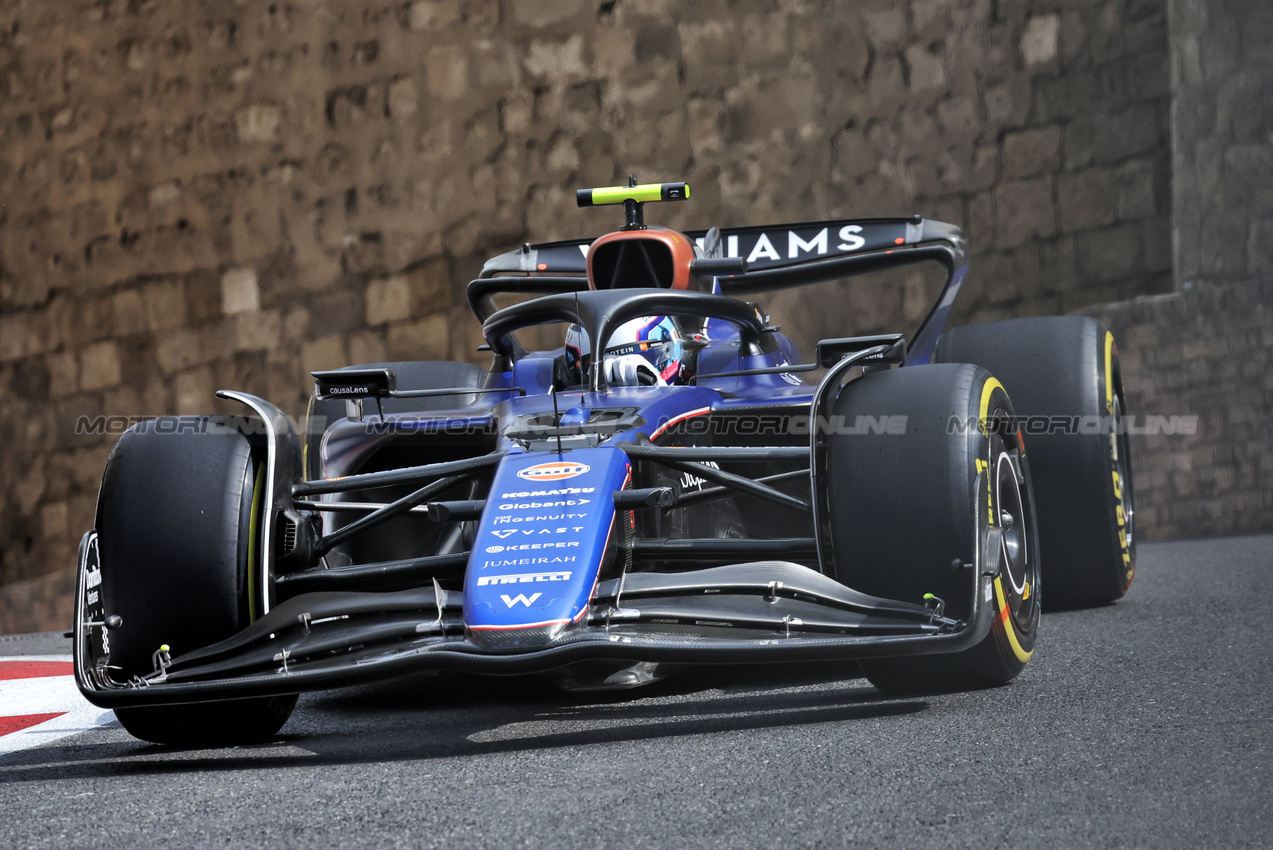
[517,461,590,482]
[477,572,572,586]
[500,486,595,498]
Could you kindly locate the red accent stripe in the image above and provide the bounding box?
[0,713,64,736]
[650,407,711,440]
[0,660,73,680]
[469,619,571,631]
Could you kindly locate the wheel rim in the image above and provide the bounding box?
[993,441,1038,629]
[995,450,1027,594]
[1111,394,1135,550]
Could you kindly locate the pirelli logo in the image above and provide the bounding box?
[476,571,572,586]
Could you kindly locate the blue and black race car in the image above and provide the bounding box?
[73,180,1135,745]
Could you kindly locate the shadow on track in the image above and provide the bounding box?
[0,661,925,783]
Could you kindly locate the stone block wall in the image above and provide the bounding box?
[1170,0,1273,288]
[0,0,1176,630]
[1077,280,1273,540]
[0,566,75,637]
[1071,0,1273,547]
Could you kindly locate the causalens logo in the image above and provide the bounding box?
[516,461,591,481]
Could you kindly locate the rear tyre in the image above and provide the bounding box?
[97,416,296,745]
[936,317,1134,608]
[825,364,1041,694]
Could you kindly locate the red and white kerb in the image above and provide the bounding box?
[0,657,115,756]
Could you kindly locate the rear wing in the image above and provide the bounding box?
[475,216,970,366]
[480,216,965,280]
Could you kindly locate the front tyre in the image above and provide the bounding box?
[97,416,296,745]
[825,364,1041,694]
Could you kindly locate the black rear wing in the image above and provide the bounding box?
[480,216,965,280]
[475,216,970,366]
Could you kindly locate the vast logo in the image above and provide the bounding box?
[516,461,591,482]
[491,526,585,539]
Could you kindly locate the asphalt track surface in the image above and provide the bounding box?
[1,534,1270,849]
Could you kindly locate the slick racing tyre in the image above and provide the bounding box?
[97,416,296,745]
[935,317,1134,608]
[826,364,1041,694]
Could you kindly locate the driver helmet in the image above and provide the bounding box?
[565,316,684,383]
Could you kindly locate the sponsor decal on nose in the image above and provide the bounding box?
[516,461,591,482]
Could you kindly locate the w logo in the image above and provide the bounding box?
[500,592,542,608]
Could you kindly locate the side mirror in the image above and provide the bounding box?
[311,368,396,400]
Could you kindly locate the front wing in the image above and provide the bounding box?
[73,531,1001,708]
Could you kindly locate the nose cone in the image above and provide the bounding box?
[463,448,630,650]
[467,617,571,652]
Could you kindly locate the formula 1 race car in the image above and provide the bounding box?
[73,180,1135,745]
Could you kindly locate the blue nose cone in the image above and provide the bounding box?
[464,448,630,650]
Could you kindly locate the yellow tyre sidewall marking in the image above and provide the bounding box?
[1104,331,1115,413]
[994,575,1034,663]
[246,463,265,622]
[979,377,1005,528]
[1105,330,1134,585]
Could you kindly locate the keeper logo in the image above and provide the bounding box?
[486,541,581,554]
